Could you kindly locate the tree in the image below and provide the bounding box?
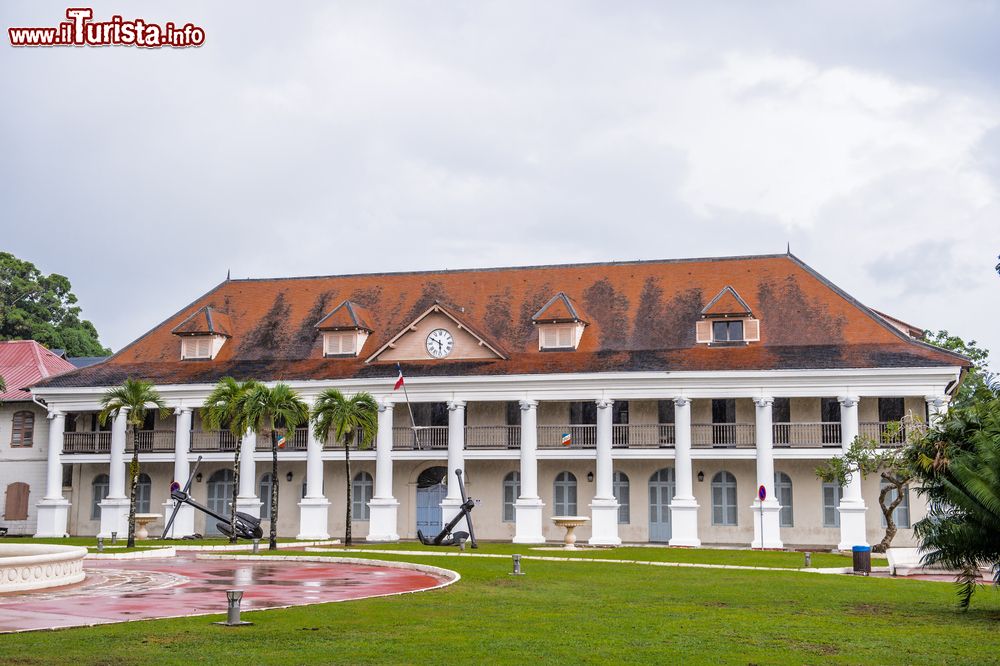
[922,331,993,408]
[0,252,110,356]
[908,384,1000,609]
[311,390,378,547]
[240,383,309,550]
[98,379,171,548]
[201,378,260,543]
[816,420,920,552]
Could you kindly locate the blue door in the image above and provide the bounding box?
[416,466,447,534]
[648,468,675,542]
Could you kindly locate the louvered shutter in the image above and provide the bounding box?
[197,337,211,358]
[11,411,33,447]
[744,318,760,342]
[695,320,712,344]
[557,326,572,348]
[541,327,556,349]
[4,482,29,521]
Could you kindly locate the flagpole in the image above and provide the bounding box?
[397,364,420,449]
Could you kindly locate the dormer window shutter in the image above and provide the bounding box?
[556,325,572,348]
[695,320,712,344]
[197,337,211,358]
[542,327,558,348]
[744,319,760,342]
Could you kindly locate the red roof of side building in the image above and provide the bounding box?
[0,340,77,401]
[33,254,970,389]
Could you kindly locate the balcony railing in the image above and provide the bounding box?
[613,423,675,448]
[691,423,756,448]
[191,430,240,452]
[62,431,111,454]
[538,424,596,449]
[859,421,920,446]
[125,430,176,453]
[392,426,449,451]
[258,428,309,451]
[465,425,520,449]
[772,422,842,447]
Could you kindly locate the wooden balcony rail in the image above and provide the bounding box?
[62,431,111,454]
[772,422,842,447]
[538,424,597,449]
[258,428,309,451]
[465,425,521,449]
[691,423,756,448]
[613,423,676,448]
[125,430,176,453]
[190,430,241,452]
[392,426,449,451]
[859,421,922,446]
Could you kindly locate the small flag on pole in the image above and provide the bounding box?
[277,433,287,449]
[561,432,572,447]
[394,363,405,390]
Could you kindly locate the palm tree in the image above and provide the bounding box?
[311,390,378,547]
[99,379,171,548]
[201,377,260,543]
[241,383,309,550]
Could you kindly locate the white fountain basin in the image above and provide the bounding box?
[0,544,87,593]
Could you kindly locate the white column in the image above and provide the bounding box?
[99,411,131,538]
[163,408,195,538]
[669,397,700,547]
[235,429,262,519]
[925,395,950,426]
[368,399,399,541]
[35,409,69,537]
[514,399,545,544]
[837,395,868,550]
[440,401,468,530]
[298,415,330,540]
[589,398,621,546]
[752,397,783,549]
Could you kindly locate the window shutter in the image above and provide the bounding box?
[695,320,712,343]
[341,332,356,354]
[541,327,556,349]
[11,411,33,447]
[557,326,572,348]
[4,482,29,521]
[198,337,211,358]
[744,318,760,342]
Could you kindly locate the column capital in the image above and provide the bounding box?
[377,399,394,413]
[47,409,64,419]
[173,406,192,415]
[519,399,538,411]
[672,396,690,407]
[753,396,774,408]
[447,400,466,411]
[837,395,859,408]
[596,398,614,409]
[924,395,949,409]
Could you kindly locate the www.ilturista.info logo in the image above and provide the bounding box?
[8,8,205,48]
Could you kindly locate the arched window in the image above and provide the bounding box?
[502,471,520,522]
[135,473,152,513]
[11,411,34,447]
[353,472,374,521]
[259,473,274,520]
[3,482,29,521]
[711,471,737,526]
[206,469,235,535]
[822,482,843,527]
[613,471,630,524]
[553,471,577,516]
[881,483,911,529]
[774,472,793,527]
[92,474,109,520]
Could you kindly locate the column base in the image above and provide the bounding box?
[161,501,196,539]
[589,497,621,546]
[34,498,70,538]
[837,499,869,550]
[366,498,400,542]
[668,497,701,547]
[440,497,471,537]
[98,497,131,539]
[751,501,784,549]
[513,497,546,544]
[297,497,330,540]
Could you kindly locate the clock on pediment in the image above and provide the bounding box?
[425,328,454,358]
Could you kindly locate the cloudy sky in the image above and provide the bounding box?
[2,1,999,366]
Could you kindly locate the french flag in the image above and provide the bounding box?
[394,363,405,390]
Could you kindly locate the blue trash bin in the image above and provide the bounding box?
[852,545,871,575]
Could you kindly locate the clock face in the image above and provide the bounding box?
[426,328,454,358]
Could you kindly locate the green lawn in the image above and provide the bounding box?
[2,548,998,664]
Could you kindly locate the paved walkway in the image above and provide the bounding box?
[0,553,448,633]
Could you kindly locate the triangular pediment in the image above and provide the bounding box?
[171,306,233,337]
[701,286,753,317]
[532,292,588,324]
[365,302,507,363]
[315,300,374,332]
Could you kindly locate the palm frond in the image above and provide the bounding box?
[98,378,172,428]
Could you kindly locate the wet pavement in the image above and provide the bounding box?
[0,553,447,633]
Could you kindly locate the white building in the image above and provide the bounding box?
[30,254,966,549]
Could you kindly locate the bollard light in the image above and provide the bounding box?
[97,537,104,553]
[510,553,525,576]
[252,538,260,554]
[111,531,118,545]
[804,552,812,568]
[214,589,252,626]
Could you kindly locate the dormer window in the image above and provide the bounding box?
[171,306,232,361]
[696,286,760,345]
[322,330,367,357]
[713,320,744,342]
[315,300,374,359]
[532,292,588,352]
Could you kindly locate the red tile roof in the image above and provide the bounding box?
[171,306,233,337]
[315,300,374,332]
[35,254,969,388]
[0,340,77,400]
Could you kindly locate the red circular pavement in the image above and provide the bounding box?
[0,553,449,633]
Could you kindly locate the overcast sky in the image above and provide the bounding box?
[2,1,998,368]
